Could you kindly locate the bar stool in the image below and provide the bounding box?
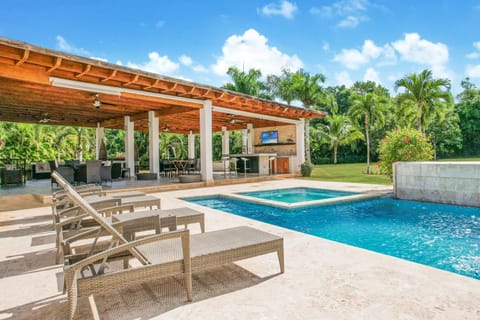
[221,155,230,178]
[240,157,249,177]
[229,158,238,177]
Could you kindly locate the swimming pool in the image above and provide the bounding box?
[239,187,357,203]
[186,196,480,279]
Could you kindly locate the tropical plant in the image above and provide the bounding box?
[394,69,452,133]
[315,98,364,164]
[378,128,434,178]
[292,69,326,162]
[349,92,386,173]
[222,66,271,99]
[266,68,296,104]
[456,78,480,155]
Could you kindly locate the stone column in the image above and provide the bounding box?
[95,123,105,160]
[200,100,213,183]
[295,118,305,173]
[247,123,254,154]
[188,130,195,159]
[148,111,159,177]
[221,126,229,156]
[124,116,135,178]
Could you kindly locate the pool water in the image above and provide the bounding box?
[239,187,356,203]
[187,196,480,279]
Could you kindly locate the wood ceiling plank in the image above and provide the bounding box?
[15,49,29,66]
[100,69,117,83]
[75,64,91,78]
[46,57,62,72]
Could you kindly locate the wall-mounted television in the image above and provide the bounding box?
[261,130,278,144]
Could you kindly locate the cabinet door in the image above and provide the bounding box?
[277,158,289,173]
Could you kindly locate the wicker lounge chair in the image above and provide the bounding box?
[52,171,284,320]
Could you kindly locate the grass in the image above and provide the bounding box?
[306,163,392,185]
[438,157,480,161]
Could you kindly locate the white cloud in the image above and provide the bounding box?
[466,52,479,59]
[179,55,192,66]
[363,67,380,83]
[311,0,369,28]
[211,28,303,76]
[335,71,353,87]
[56,35,90,56]
[392,33,448,66]
[127,52,179,75]
[322,42,330,51]
[156,20,165,28]
[333,40,385,69]
[466,64,480,78]
[192,64,208,73]
[259,1,298,19]
[337,16,360,28]
[466,41,480,59]
[89,56,108,62]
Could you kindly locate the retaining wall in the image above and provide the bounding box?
[393,161,480,207]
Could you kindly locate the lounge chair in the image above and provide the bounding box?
[51,171,284,320]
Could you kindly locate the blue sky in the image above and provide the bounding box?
[1,0,480,95]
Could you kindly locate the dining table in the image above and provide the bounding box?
[170,159,190,175]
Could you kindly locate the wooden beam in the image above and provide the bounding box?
[144,79,159,89]
[47,57,62,73]
[121,92,203,109]
[100,69,117,82]
[124,74,139,86]
[75,64,91,78]
[15,49,29,66]
[0,64,50,85]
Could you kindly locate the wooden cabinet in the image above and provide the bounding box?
[276,157,289,174]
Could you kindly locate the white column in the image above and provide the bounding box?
[95,123,105,160]
[295,118,305,172]
[247,123,254,154]
[221,126,229,156]
[200,100,213,183]
[124,116,135,178]
[241,129,248,154]
[188,130,195,159]
[148,111,159,177]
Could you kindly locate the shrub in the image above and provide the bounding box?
[301,161,314,177]
[378,128,434,178]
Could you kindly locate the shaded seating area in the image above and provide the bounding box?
[0,158,26,186]
[51,171,284,320]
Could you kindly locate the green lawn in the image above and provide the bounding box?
[438,157,480,161]
[306,163,392,185]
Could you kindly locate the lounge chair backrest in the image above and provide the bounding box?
[51,171,149,265]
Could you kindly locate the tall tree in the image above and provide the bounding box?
[222,66,271,99]
[266,68,296,104]
[349,92,386,174]
[394,69,451,133]
[456,78,480,155]
[292,69,326,162]
[315,97,364,164]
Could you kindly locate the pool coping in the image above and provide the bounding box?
[184,188,392,209]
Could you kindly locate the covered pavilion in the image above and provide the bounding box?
[0,37,325,184]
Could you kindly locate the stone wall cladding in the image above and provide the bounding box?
[393,161,480,207]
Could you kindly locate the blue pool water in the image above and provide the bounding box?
[239,187,356,203]
[186,196,480,279]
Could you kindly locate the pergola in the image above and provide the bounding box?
[0,37,326,183]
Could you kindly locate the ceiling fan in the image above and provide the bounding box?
[227,114,246,124]
[93,93,117,109]
[38,113,59,124]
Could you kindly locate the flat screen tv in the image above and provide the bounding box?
[261,130,278,144]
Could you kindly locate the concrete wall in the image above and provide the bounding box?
[393,161,480,207]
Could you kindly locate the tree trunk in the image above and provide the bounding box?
[365,116,370,174]
[304,118,311,162]
[333,144,338,164]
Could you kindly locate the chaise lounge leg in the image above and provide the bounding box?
[277,244,285,274]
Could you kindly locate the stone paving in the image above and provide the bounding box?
[0,179,479,319]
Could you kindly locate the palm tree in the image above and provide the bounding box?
[349,92,386,174]
[394,69,451,133]
[222,66,271,99]
[266,68,296,104]
[292,69,326,162]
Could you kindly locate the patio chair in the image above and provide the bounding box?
[52,171,284,320]
[100,163,112,185]
[86,160,102,184]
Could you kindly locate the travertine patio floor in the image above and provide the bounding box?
[0,179,478,319]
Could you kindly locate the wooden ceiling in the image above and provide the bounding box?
[0,37,325,133]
